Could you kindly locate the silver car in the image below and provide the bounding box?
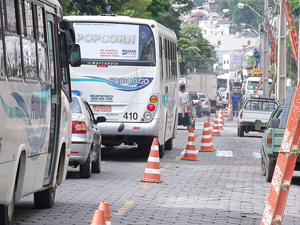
[197,93,211,116]
[69,95,106,178]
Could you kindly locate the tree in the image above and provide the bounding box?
[217,0,229,13]
[229,0,263,33]
[178,25,217,73]
[60,0,109,15]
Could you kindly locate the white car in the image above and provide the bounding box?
[197,93,211,116]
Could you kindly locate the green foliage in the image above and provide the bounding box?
[62,0,108,15]
[217,0,229,13]
[247,54,254,66]
[229,0,263,33]
[194,0,204,6]
[178,25,217,73]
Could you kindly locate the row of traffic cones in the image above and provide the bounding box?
[91,201,112,225]
[140,108,230,183]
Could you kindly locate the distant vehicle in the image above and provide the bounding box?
[70,96,106,178]
[189,92,202,117]
[197,93,211,116]
[216,90,224,108]
[178,92,196,130]
[237,97,280,137]
[217,74,232,107]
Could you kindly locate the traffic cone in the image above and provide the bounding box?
[91,210,106,225]
[199,122,214,152]
[99,202,111,225]
[206,116,210,123]
[218,109,224,130]
[224,105,229,118]
[182,127,199,161]
[141,138,163,183]
[212,113,221,136]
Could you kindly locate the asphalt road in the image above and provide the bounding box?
[13,114,300,225]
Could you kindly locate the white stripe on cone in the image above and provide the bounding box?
[148,157,160,162]
[145,168,161,174]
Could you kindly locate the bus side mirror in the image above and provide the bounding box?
[180,61,186,75]
[69,44,81,67]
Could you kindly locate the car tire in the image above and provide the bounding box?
[192,120,195,130]
[80,152,92,178]
[138,143,151,158]
[34,187,55,209]
[238,126,244,137]
[261,156,266,176]
[92,150,101,173]
[165,138,173,150]
[207,112,210,116]
[159,144,165,158]
[266,160,275,182]
[197,112,202,118]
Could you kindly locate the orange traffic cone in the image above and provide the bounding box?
[99,202,111,225]
[224,105,229,118]
[212,113,221,136]
[206,116,210,123]
[182,127,199,161]
[91,210,106,225]
[199,122,214,152]
[141,138,163,183]
[218,109,224,130]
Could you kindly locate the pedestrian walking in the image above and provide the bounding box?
[178,84,191,132]
[231,90,241,117]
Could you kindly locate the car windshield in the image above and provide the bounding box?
[71,97,82,114]
[244,100,278,111]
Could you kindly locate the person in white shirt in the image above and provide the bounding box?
[178,84,191,132]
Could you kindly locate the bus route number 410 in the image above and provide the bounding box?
[123,112,138,120]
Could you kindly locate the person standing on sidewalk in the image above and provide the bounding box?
[178,84,191,132]
[231,90,241,117]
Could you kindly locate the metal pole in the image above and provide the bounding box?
[262,0,269,98]
[277,1,286,103]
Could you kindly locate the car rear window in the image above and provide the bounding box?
[198,94,206,99]
[71,97,82,114]
[245,100,278,111]
[190,94,198,100]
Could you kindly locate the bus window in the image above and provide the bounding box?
[5,0,22,78]
[47,18,55,90]
[36,6,49,82]
[159,36,163,80]
[22,1,38,80]
[0,3,4,77]
[139,25,155,61]
[59,32,71,98]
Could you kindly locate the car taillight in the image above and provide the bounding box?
[239,112,243,118]
[205,101,209,105]
[267,133,272,148]
[72,121,87,133]
[226,93,229,100]
[187,107,191,114]
[219,96,222,101]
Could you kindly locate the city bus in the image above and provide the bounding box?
[0,0,81,224]
[65,15,179,158]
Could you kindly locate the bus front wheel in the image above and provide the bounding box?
[0,184,16,225]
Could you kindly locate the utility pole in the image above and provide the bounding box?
[262,0,269,98]
[277,2,286,103]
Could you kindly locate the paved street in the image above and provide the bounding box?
[13,114,300,225]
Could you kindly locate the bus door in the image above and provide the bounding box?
[43,12,60,185]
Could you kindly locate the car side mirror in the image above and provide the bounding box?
[96,116,106,123]
[254,119,261,131]
[69,44,81,67]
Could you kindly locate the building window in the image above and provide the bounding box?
[218,40,221,45]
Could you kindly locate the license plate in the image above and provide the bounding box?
[93,105,111,112]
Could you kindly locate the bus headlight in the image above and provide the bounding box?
[144,112,152,120]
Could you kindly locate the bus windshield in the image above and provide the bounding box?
[73,22,155,62]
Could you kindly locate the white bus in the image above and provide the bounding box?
[217,74,232,107]
[66,15,179,158]
[0,0,81,224]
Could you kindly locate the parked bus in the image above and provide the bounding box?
[0,0,81,224]
[66,15,179,158]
